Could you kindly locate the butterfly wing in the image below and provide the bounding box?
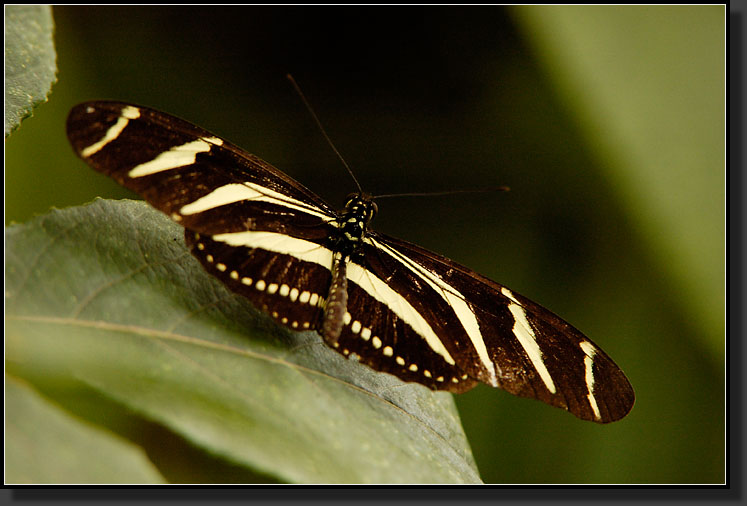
[335,231,634,423]
[66,101,337,234]
[67,101,338,333]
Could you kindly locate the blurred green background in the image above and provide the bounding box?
[5,5,725,483]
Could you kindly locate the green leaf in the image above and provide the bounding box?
[4,5,58,136]
[5,199,481,484]
[5,374,167,484]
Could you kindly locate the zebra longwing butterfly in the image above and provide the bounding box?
[66,100,634,423]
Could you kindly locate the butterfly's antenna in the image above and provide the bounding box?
[374,186,510,199]
[287,74,363,194]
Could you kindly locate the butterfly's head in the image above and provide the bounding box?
[343,192,378,225]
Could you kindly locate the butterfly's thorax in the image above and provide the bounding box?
[329,193,378,260]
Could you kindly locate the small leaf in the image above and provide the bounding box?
[5,199,481,484]
[5,374,167,484]
[4,5,57,136]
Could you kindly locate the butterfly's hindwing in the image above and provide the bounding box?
[185,231,330,332]
[67,100,635,423]
[330,268,480,393]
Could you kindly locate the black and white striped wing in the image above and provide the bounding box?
[66,101,336,231]
[334,232,635,423]
[67,101,336,332]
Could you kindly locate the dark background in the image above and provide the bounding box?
[5,6,725,483]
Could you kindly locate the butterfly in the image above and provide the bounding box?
[67,100,634,423]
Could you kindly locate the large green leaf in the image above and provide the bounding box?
[5,199,481,484]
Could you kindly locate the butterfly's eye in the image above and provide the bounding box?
[345,193,359,206]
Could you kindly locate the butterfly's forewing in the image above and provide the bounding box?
[66,101,336,236]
